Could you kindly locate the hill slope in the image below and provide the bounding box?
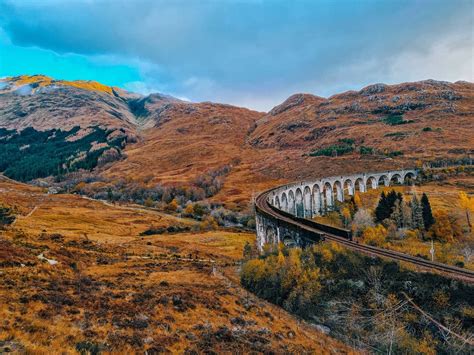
[251,80,473,157]
[0,75,473,207]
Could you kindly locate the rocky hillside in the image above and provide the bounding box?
[0,75,138,137]
[0,75,472,207]
[0,75,266,196]
[251,80,473,158]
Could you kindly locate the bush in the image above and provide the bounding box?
[385,150,404,158]
[75,341,102,355]
[352,208,374,235]
[165,199,179,213]
[200,215,218,230]
[310,142,354,157]
[241,243,474,354]
[382,114,414,126]
[139,225,190,235]
[428,210,462,242]
[0,205,15,228]
[195,165,231,197]
[362,225,388,246]
[359,146,374,155]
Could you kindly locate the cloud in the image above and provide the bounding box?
[0,0,472,110]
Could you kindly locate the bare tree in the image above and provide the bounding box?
[460,244,473,264]
[352,208,374,235]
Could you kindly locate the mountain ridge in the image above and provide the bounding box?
[1,74,473,208]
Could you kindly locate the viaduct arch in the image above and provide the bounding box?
[256,168,418,251]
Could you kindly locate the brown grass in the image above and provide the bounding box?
[0,180,354,353]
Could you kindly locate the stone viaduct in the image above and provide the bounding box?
[256,169,418,251]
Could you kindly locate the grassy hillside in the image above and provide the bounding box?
[0,179,353,353]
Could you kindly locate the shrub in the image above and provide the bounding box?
[429,210,462,242]
[246,217,256,229]
[194,165,231,197]
[75,341,102,355]
[200,215,218,230]
[352,208,374,235]
[310,145,351,157]
[362,225,388,246]
[0,205,15,228]
[165,199,179,213]
[382,114,414,126]
[241,243,473,354]
[385,150,404,158]
[359,146,374,155]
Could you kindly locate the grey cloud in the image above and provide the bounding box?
[1,0,472,110]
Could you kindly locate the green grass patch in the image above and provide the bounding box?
[385,150,404,158]
[359,146,374,155]
[309,138,355,157]
[309,145,354,157]
[382,114,415,126]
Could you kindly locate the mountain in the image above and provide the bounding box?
[0,75,139,136]
[0,75,473,208]
[251,80,473,155]
[246,80,474,182]
[0,75,272,206]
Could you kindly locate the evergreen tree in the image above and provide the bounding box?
[421,193,435,230]
[411,195,424,230]
[390,200,403,228]
[375,190,402,223]
[375,192,388,222]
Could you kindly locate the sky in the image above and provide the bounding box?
[0,0,472,111]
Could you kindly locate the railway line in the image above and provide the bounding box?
[256,188,474,284]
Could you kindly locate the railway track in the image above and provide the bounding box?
[256,189,474,284]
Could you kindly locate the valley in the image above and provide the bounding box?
[0,75,473,353]
[0,178,352,353]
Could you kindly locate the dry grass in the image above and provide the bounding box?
[319,175,474,270]
[0,180,354,353]
[3,75,114,94]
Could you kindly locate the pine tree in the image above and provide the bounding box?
[421,193,435,230]
[387,190,402,211]
[375,190,402,223]
[390,200,403,228]
[375,191,389,222]
[411,195,424,230]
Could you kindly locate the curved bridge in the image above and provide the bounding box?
[255,169,474,283]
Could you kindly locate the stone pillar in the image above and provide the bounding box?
[325,187,333,209]
[336,184,344,202]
